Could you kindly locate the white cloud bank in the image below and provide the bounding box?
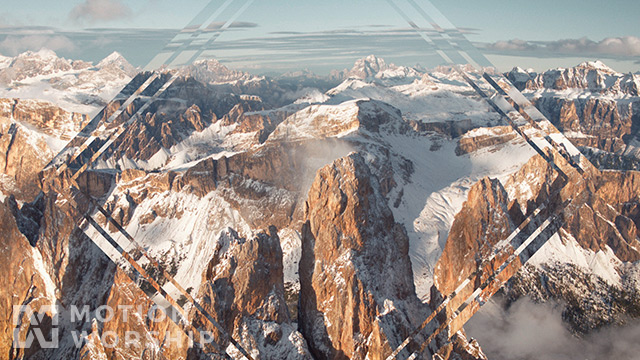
[486,36,640,57]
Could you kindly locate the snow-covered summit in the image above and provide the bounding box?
[506,60,636,95]
[97,51,138,77]
[0,49,138,116]
[576,60,618,74]
[346,55,423,81]
[185,58,257,84]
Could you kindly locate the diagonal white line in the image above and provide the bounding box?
[144,0,237,71]
[159,0,238,69]
[51,73,161,175]
[44,72,157,172]
[70,75,178,179]
[406,0,493,68]
[82,217,233,359]
[50,174,250,359]
[383,0,605,358]
[39,2,266,359]
[180,0,256,67]
[393,0,595,176]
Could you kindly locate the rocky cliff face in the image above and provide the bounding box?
[0,98,87,200]
[0,197,57,360]
[437,151,640,336]
[299,153,429,359]
[433,178,516,300]
[532,97,639,154]
[191,227,311,359]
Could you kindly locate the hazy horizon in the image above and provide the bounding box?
[1,1,639,73]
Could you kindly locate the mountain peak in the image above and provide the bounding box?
[97,51,137,77]
[98,51,125,65]
[187,58,252,84]
[17,48,59,61]
[193,57,226,69]
[347,55,423,81]
[577,60,616,73]
[349,55,389,79]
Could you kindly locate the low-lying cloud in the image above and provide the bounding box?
[69,0,133,23]
[466,297,640,360]
[0,35,75,56]
[486,36,640,57]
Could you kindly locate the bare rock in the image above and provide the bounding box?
[299,152,429,359]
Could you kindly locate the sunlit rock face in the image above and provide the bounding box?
[299,153,430,359]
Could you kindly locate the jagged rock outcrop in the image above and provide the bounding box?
[299,153,429,359]
[0,198,54,360]
[434,331,487,360]
[1,98,87,138]
[506,62,640,169]
[0,121,50,199]
[456,126,519,155]
[433,177,519,321]
[438,151,640,337]
[269,99,406,142]
[94,270,192,360]
[190,227,311,359]
[508,154,640,263]
[178,138,354,230]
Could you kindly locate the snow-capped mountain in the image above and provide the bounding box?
[0,49,138,116]
[184,58,257,84]
[1,52,640,359]
[506,60,640,95]
[336,54,425,82]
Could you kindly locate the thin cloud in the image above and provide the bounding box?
[485,36,640,58]
[0,35,75,56]
[69,0,133,24]
[206,21,258,30]
[487,38,539,52]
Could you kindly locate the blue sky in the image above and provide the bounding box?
[1,0,638,73]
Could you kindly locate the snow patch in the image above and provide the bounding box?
[530,230,623,285]
[386,131,537,301]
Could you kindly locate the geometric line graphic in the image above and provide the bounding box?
[37,1,257,358]
[144,0,238,71]
[29,0,621,359]
[385,0,604,358]
[46,166,241,358]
